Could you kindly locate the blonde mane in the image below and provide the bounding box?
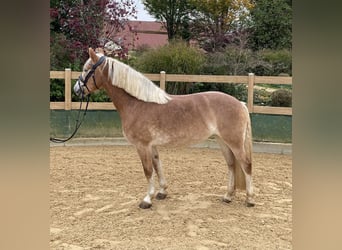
[104,57,171,104]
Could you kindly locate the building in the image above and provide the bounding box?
[113,21,168,51]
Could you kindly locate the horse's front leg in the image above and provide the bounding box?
[152,146,168,200]
[136,146,155,209]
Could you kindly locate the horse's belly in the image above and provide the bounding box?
[151,126,214,147]
[123,114,217,147]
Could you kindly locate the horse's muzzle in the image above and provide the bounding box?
[74,80,85,97]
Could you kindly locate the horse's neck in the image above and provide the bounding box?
[104,82,136,115]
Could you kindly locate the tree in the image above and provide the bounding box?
[249,0,292,50]
[189,0,254,52]
[50,0,136,102]
[143,0,192,40]
[50,0,136,70]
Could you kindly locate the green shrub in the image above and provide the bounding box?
[193,46,253,100]
[132,40,205,94]
[133,40,205,74]
[270,89,292,107]
[203,46,257,76]
[189,82,248,102]
[254,89,272,106]
[50,79,65,102]
[252,49,292,76]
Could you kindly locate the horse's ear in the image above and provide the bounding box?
[88,47,98,63]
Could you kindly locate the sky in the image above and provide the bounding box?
[133,0,156,21]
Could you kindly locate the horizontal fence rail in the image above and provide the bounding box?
[50,70,292,115]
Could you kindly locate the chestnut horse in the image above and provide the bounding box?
[74,48,255,209]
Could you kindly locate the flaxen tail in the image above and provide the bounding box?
[234,106,253,190]
[244,109,253,169]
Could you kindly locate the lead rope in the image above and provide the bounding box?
[49,94,90,143]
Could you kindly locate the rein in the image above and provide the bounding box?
[49,95,90,143]
[50,56,106,143]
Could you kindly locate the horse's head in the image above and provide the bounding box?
[74,48,106,97]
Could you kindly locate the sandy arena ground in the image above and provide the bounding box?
[50,145,292,250]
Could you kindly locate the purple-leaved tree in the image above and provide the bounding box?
[50,0,136,70]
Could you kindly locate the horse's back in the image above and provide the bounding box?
[171,91,242,107]
[175,91,247,118]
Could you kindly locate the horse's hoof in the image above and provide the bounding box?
[222,197,232,203]
[246,200,255,207]
[139,201,152,209]
[156,192,167,200]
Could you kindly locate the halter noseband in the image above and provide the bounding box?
[78,56,106,92]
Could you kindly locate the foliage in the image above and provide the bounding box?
[188,0,254,52]
[190,82,248,102]
[253,89,271,106]
[270,89,292,107]
[133,40,205,74]
[132,41,291,99]
[203,45,256,75]
[50,0,136,70]
[249,0,292,50]
[50,0,136,101]
[143,0,192,40]
[132,40,205,94]
[252,49,292,76]
[50,79,65,102]
[193,44,255,100]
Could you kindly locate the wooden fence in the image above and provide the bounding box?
[50,70,292,115]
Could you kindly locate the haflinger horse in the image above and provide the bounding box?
[74,48,255,209]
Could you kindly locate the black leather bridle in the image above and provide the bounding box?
[77,56,106,93]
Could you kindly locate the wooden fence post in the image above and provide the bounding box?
[65,68,72,110]
[247,73,255,113]
[160,71,166,91]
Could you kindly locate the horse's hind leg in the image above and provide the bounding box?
[152,146,168,200]
[217,137,255,207]
[233,149,255,207]
[136,146,155,209]
[216,137,237,203]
